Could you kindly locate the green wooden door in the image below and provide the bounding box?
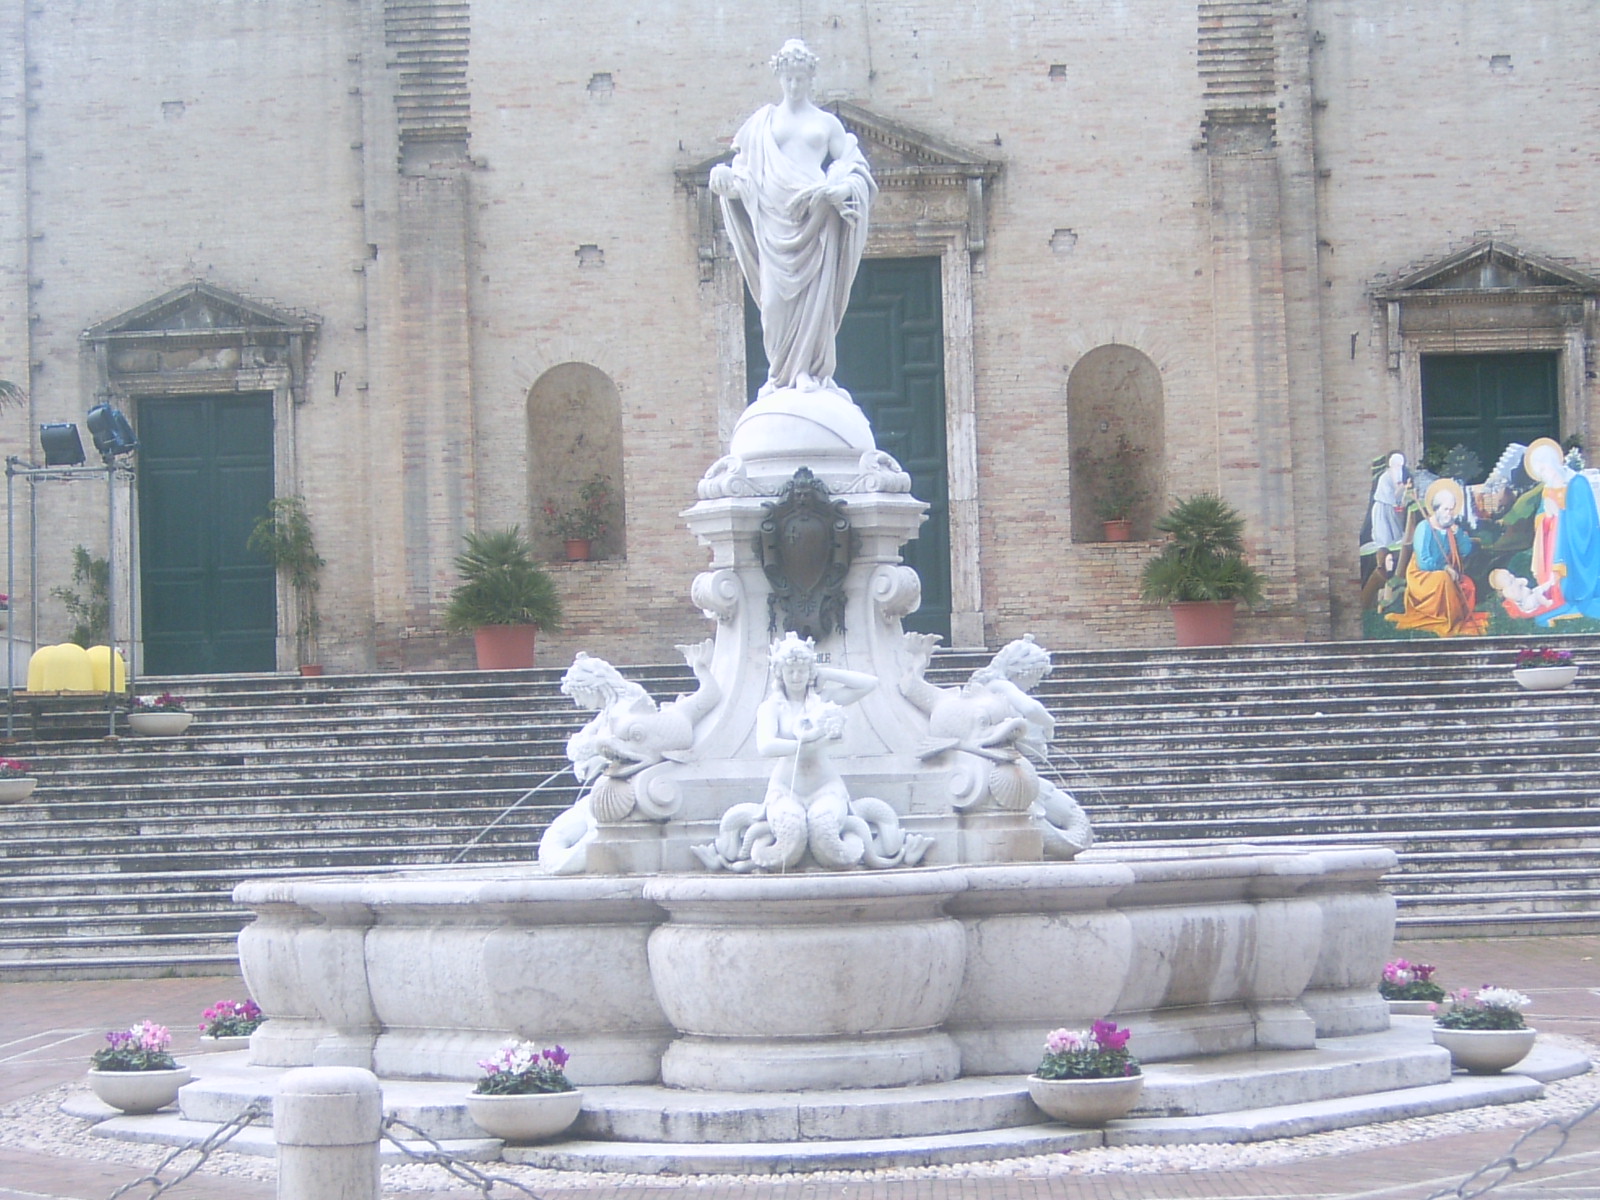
[138,393,277,673]
[746,256,951,639]
[1421,353,1559,481]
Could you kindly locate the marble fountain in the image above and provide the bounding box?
[86,39,1586,1175]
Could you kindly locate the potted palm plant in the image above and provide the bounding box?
[443,527,563,669]
[247,496,325,675]
[1138,493,1266,646]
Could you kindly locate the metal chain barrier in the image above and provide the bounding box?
[381,1114,546,1198]
[1425,1095,1600,1199]
[105,1099,269,1200]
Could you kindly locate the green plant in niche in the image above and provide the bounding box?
[51,545,109,647]
[248,496,325,667]
[443,527,563,633]
[1138,493,1266,605]
[1074,435,1150,524]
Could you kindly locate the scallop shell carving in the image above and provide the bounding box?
[588,775,637,823]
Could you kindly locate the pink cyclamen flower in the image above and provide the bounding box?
[544,1045,570,1069]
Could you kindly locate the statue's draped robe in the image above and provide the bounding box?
[720,105,876,395]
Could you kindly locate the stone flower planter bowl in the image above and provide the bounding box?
[87,1066,192,1114]
[198,1034,253,1052]
[1512,665,1578,691]
[1432,1026,1537,1074]
[0,776,37,802]
[1026,1074,1145,1125]
[128,710,193,736]
[464,1089,583,1142]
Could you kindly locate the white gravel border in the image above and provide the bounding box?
[2,1037,1594,1193]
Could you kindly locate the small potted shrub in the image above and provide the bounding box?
[0,756,36,803]
[87,1020,191,1114]
[248,496,326,675]
[542,474,615,561]
[443,527,563,669]
[1512,646,1577,691]
[1138,493,1266,646]
[1075,435,1149,542]
[464,1041,582,1142]
[1026,1019,1144,1125]
[1433,986,1536,1074]
[1379,958,1447,1014]
[128,692,192,737]
[198,998,265,1050]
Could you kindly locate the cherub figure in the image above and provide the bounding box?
[538,640,720,874]
[900,632,1093,858]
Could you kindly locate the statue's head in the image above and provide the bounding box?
[769,631,819,692]
[972,634,1051,690]
[770,38,820,78]
[561,652,648,709]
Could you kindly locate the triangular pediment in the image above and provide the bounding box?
[84,282,318,342]
[1380,241,1600,297]
[679,103,998,187]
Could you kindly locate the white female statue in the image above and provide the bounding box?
[710,39,876,398]
[694,633,931,872]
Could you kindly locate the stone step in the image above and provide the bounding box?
[70,1027,1587,1175]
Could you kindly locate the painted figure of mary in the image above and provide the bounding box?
[1523,437,1600,625]
[710,39,876,398]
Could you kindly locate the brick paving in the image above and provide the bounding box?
[1,936,1596,1200]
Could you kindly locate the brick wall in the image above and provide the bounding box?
[3,0,1596,671]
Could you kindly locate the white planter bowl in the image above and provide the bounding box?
[0,776,37,802]
[198,1033,253,1051]
[128,710,193,736]
[1512,665,1578,691]
[464,1088,583,1142]
[1432,1026,1537,1074]
[1026,1073,1145,1125]
[87,1066,192,1114]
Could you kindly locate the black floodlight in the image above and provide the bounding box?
[39,422,86,466]
[86,403,137,460]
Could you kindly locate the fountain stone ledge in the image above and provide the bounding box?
[234,843,1397,1091]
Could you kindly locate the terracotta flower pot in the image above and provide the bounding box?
[473,625,539,670]
[1026,1073,1145,1125]
[1432,1026,1537,1074]
[128,710,193,736]
[1102,519,1133,543]
[1170,600,1237,647]
[298,663,324,677]
[87,1066,191,1114]
[464,1088,583,1141]
[563,538,593,562]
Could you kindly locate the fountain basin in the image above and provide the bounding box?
[233,843,1396,1090]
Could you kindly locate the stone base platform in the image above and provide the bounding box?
[65,1023,1592,1175]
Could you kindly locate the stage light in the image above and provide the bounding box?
[39,423,85,466]
[86,404,137,460]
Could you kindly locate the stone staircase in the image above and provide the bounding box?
[0,633,1595,978]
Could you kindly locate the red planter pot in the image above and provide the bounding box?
[474,625,540,669]
[563,539,593,562]
[1102,519,1133,543]
[1169,601,1237,647]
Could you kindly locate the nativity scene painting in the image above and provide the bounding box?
[1361,438,1600,639]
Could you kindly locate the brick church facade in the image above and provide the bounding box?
[1,1,1596,671]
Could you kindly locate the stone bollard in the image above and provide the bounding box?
[274,1066,382,1200]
